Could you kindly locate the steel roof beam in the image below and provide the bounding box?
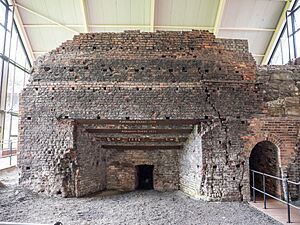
[80,0,89,33]
[213,0,227,35]
[150,0,156,32]
[12,0,35,63]
[14,2,79,34]
[22,24,275,33]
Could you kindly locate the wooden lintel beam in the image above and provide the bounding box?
[86,129,192,134]
[95,137,188,143]
[76,119,203,125]
[101,145,182,150]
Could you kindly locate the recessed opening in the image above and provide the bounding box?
[135,165,154,190]
[64,116,69,119]
[27,117,31,120]
[44,66,50,72]
[134,69,139,72]
[35,88,38,91]
[69,68,74,72]
[93,46,96,50]
[97,115,101,119]
[205,69,209,73]
[169,69,173,73]
[204,115,208,119]
[182,67,187,72]
[249,141,281,199]
[165,116,170,120]
[26,166,30,170]
[103,87,106,90]
[125,117,130,120]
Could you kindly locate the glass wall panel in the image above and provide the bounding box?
[0,0,31,163]
[0,26,4,54]
[9,25,17,61]
[269,0,300,64]
[0,2,6,26]
[12,67,25,111]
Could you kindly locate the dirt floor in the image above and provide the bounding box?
[0,169,281,225]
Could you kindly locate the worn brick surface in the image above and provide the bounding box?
[18,31,300,201]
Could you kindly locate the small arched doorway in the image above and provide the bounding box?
[249,141,281,198]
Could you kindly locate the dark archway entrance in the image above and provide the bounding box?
[249,141,281,197]
[136,165,154,190]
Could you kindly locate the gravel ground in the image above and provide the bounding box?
[0,170,281,225]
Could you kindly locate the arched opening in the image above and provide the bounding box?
[249,141,281,198]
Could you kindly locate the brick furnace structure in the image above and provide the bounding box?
[18,30,300,201]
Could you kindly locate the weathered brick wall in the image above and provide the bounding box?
[243,66,300,200]
[179,126,202,198]
[18,30,299,201]
[74,125,106,196]
[288,142,300,200]
[106,149,179,191]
